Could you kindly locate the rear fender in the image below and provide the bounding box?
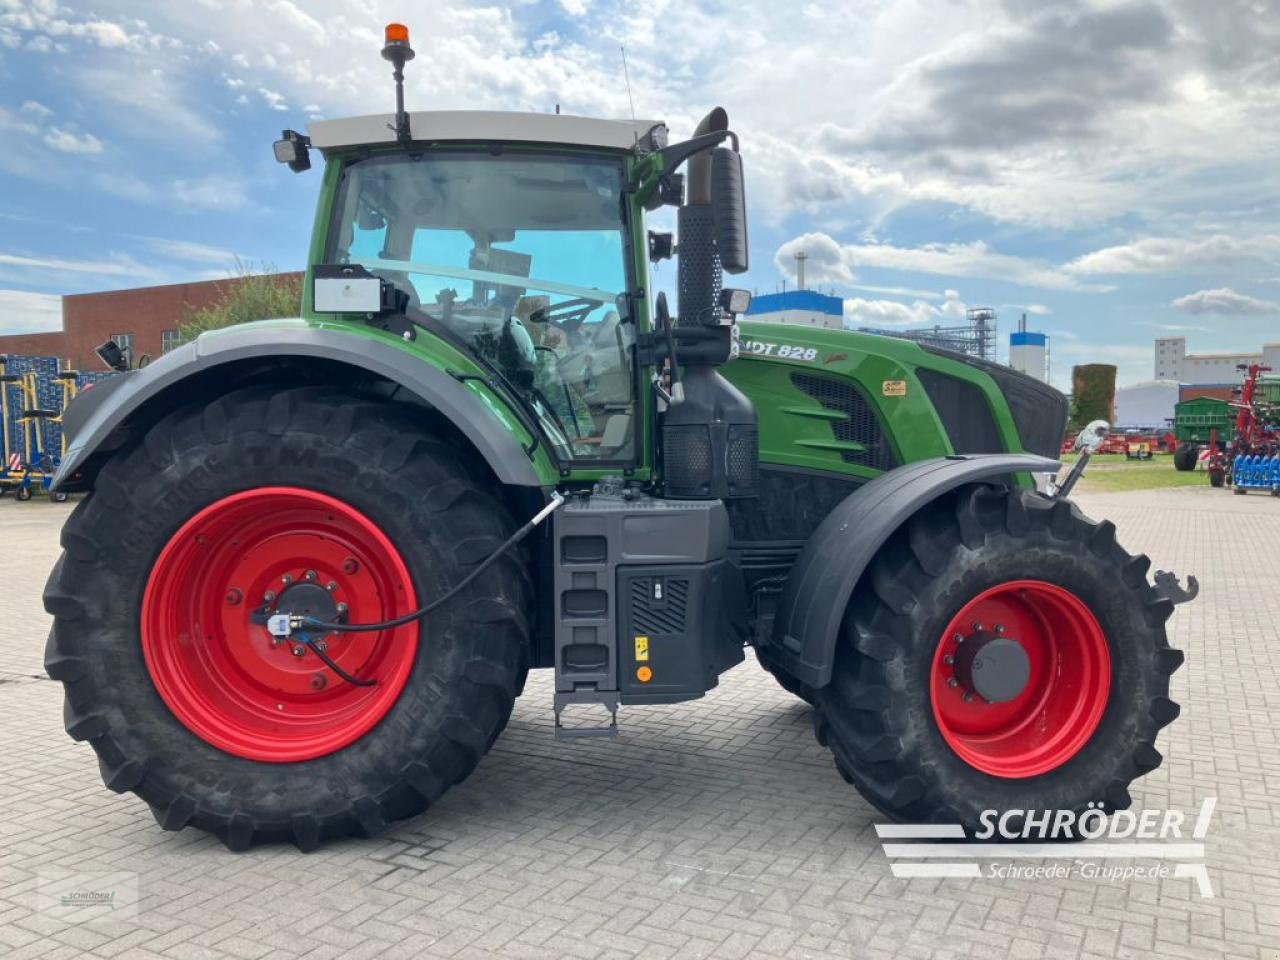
[53,323,545,491]
[769,454,1060,687]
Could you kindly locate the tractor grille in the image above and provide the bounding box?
[630,577,689,636]
[916,368,1003,454]
[791,373,898,471]
[727,424,759,496]
[663,424,713,497]
[920,345,1068,459]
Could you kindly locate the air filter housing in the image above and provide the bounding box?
[663,366,758,499]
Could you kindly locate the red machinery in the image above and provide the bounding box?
[1207,363,1276,487]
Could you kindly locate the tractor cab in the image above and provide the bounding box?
[314,125,646,461]
[276,23,754,487]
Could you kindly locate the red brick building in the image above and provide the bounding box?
[0,273,302,371]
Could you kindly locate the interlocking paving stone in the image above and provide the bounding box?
[1,485,1277,958]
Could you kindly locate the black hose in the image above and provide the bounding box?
[299,492,564,635]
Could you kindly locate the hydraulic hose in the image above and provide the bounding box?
[298,491,564,634]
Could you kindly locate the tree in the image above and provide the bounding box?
[179,260,303,342]
[1070,363,1117,430]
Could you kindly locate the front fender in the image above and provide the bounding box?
[769,453,1060,688]
[53,322,547,491]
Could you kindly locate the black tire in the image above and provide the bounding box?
[756,646,815,705]
[1172,445,1198,471]
[16,485,31,501]
[50,490,69,503]
[44,386,532,851]
[1209,470,1225,488]
[813,486,1182,832]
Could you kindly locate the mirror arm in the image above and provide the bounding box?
[655,130,739,180]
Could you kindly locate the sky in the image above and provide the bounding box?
[1,0,1278,390]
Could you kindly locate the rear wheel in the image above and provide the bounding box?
[813,486,1182,831]
[44,386,531,850]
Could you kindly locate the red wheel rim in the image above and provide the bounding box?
[142,487,418,762]
[930,580,1110,778]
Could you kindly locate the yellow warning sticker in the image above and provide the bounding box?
[882,380,908,397]
[634,635,650,662]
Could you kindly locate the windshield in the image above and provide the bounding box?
[328,151,636,462]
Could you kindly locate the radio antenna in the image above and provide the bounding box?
[620,46,636,121]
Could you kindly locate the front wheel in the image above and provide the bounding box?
[1172,445,1198,471]
[44,386,531,850]
[813,486,1182,832]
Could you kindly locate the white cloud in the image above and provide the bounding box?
[172,176,248,212]
[845,289,969,328]
[0,288,61,334]
[1067,234,1280,276]
[42,127,104,154]
[1172,287,1277,316]
[0,250,161,281]
[139,237,240,265]
[776,232,1111,292]
[19,100,52,118]
[259,87,288,111]
[560,0,591,15]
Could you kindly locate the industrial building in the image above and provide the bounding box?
[859,307,1000,362]
[744,289,843,329]
[1113,379,1181,430]
[1154,336,1280,383]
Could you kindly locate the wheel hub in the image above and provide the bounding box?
[272,581,339,628]
[952,629,1031,704]
[141,487,418,763]
[930,580,1111,779]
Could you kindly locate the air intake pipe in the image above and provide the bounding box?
[677,108,728,332]
[664,108,758,501]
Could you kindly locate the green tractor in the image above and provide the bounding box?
[45,25,1187,851]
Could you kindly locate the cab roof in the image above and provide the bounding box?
[308,110,666,153]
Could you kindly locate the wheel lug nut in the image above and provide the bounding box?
[291,644,306,657]
[282,574,294,586]
[952,633,964,643]
[947,677,958,688]
[304,570,318,582]
[225,589,242,605]
[326,581,338,593]
[310,674,327,690]
[971,622,983,631]
[995,624,1005,635]
[314,640,328,653]
[963,693,974,703]
[343,559,359,575]
[336,602,348,615]
[271,636,283,647]
[943,654,954,665]
[263,590,276,603]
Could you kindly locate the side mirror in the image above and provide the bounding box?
[710,147,748,274]
[1074,419,1110,454]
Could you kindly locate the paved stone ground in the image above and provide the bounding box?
[1,487,1277,960]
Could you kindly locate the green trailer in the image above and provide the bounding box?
[1172,396,1233,470]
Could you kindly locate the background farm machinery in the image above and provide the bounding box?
[0,355,117,501]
